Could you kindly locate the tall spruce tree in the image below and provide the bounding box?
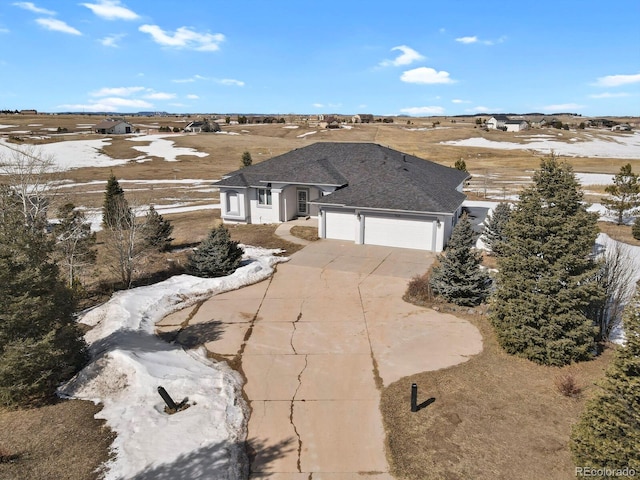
[633,216,640,240]
[481,201,512,257]
[143,205,173,252]
[570,289,640,470]
[601,163,640,225]
[102,174,131,230]
[430,214,491,306]
[490,156,602,366]
[0,186,87,407]
[187,224,243,278]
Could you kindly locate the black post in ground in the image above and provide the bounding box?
[158,386,178,411]
[411,383,418,412]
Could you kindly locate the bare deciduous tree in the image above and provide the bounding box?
[0,143,59,227]
[102,198,153,289]
[590,241,637,341]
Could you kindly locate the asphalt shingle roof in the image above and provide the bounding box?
[216,142,468,214]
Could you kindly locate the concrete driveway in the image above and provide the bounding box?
[157,240,482,479]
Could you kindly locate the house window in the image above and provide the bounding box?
[226,191,240,215]
[258,188,272,206]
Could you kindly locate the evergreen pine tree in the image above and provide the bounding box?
[481,201,512,257]
[102,174,131,230]
[490,156,602,366]
[187,224,243,278]
[454,158,467,172]
[143,205,174,252]
[241,151,253,168]
[429,214,490,306]
[0,187,87,407]
[570,289,640,470]
[632,216,640,241]
[601,163,640,225]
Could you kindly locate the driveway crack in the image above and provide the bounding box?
[291,354,308,473]
[290,303,303,354]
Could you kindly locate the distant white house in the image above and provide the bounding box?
[612,123,632,132]
[94,119,133,134]
[505,120,529,132]
[184,121,205,133]
[486,115,510,129]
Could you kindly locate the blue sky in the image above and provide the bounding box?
[1,1,639,116]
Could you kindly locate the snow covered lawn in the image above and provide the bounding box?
[59,246,288,480]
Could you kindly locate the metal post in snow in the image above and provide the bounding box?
[158,386,178,411]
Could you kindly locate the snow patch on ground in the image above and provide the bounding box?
[441,132,640,159]
[127,134,209,162]
[59,247,288,480]
[297,131,317,138]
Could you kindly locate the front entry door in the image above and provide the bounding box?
[297,189,309,216]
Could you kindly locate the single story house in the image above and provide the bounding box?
[505,120,529,132]
[486,115,510,130]
[611,123,632,132]
[184,121,205,133]
[94,119,133,134]
[216,142,469,252]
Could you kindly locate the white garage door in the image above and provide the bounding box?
[364,215,433,250]
[325,210,357,241]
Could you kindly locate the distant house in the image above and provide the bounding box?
[320,116,341,129]
[486,115,510,130]
[94,119,133,134]
[216,142,469,252]
[505,120,529,132]
[611,123,632,132]
[19,109,38,115]
[185,120,220,133]
[184,121,205,133]
[352,114,374,123]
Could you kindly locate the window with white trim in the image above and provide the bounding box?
[257,188,272,206]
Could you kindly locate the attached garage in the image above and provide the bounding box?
[324,210,357,241]
[363,214,434,250]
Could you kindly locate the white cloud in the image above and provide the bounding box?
[466,106,501,113]
[80,0,139,20]
[541,103,585,112]
[593,73,640,87]
[589,92,631,99]
[452,99,470,104]
[456,36,477,44]
[58,97,153,112]
[36,18,81,35]
[217,79,244,87]
[13,2,55,15]
[0,27,9,34]
[91,86,145,97]
[100,33,125,47]
[400,67,455,84]
[379,45,425,67]
[456,35,505,46]
[400,106,445,115]
[139,25,224,51]
[144,92,175,100]
[187,94,199,99]
[312,103,324,108]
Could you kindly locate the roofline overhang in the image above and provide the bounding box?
[257,180,345,187]
[311,202,461,217]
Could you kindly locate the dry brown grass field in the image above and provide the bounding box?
[0,113,638,479]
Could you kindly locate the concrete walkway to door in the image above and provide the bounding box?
[158,240,483,479]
